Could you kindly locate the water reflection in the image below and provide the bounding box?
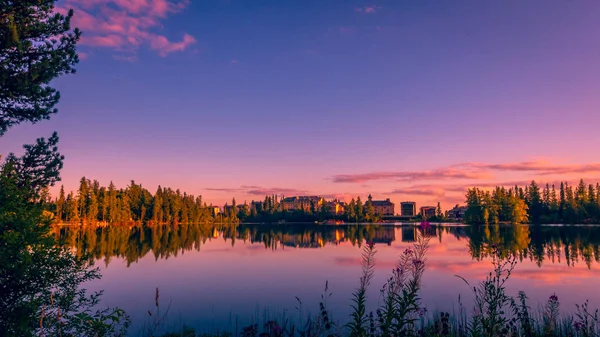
[55,224,600,268]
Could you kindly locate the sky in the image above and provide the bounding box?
[1,0,600,211]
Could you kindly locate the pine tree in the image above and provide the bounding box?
[152,186,163,224]
[559,182,566,219]
[230,197,238,221]
[542,184,551,215]
[100,187,108,222]
[465,188,484,224]
[0,0,81,135]
[108,181,117,223]
[77,177,89,220]
[347,198,356,222]
[526,181,542,223]
[575,179,588,219]
[356,196,364,221]
[56,185,66,221]
[67,192,79,223]
[87,190,98,223]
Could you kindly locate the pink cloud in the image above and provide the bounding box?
[204,185,310,197]
[81,35,125,48]
[455,161,600,175]
[332,168,492,183]
[150,33,196,57]
[60,0,195,58]
[333,160,600,184]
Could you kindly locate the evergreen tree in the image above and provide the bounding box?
[559,182,566,218]
[550,184,558,216]
[230,197,238,221]
[564,182,577,223]
[152,186,163,224]
[436,202,443,218]
[347,198,357,222]
[525,181,542,223]
[465,188,484,224]
[365,195,375,222]
[355,196,364,221]
[542,183,551,214]
[107,182,117,223]
[67,192,79,223]
[100,187,108,222]
[0,0,81,136]
[77,177,88,220]
[56,185,66,221]
[87,189,98,222]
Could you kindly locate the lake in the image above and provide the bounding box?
[55,223,600,335]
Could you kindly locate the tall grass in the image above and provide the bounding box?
[153,229,599,337]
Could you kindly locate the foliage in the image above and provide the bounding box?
[0,0,81,135]
[1,1,129,335]
[347,243,376,336]
[465,180,600,224]
[52,179,236,225]
[0,138,129,336]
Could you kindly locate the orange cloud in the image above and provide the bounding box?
[59,0,195,57]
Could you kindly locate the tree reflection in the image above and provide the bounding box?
[54,224,600,268]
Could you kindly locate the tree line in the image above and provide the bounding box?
[464,179,600,225]
[51,177,237,225]
[49,181,390,225]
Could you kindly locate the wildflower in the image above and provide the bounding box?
[404,248,413,255]
[574,321,585,331]
[549,294,558,302]
[418,307,428,317]
[413,259,423,267]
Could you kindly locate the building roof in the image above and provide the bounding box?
[282,196,322,202]
[371,200,394,206]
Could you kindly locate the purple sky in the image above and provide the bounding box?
[1,0,600,210]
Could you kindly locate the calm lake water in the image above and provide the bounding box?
[56,224,600,335]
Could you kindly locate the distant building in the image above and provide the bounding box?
[223,204,235,214]
[448,205,467,220]
[281,196,324,211]
[401,202,416,217]
[367,195,395,216]
[250,201,263,212]
[420,206,437,219]
[206,205,220,216]
[327,200,345,215]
